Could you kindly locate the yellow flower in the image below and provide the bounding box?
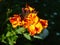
[28,22,43,36]
[27,13,39,23]
[35,22,43,34]
[28,24,36,36]
[9,14,22,28]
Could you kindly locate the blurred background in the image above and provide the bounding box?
[0,0,60,45]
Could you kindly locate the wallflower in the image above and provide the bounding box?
[35,22,43,34]
[22,18,33,28]
[24,14,48,36]
[28,22,43,36]
[21,4,39,28]
[39,19,48,28]
[22,13,39,28]
[22,12,48,36]
[28,24,36,36]
[9,14,22,28]
[9,5,48,36]
[27,13,39,24]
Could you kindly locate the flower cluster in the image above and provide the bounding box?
[9,5,48,36]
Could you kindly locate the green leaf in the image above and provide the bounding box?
[2,34,6,40]
[7,24,12,31]
[8,38,14,45]
[33,35,42,39]
[15,27,26,34]
[6,30,16,37]
[12,35,18,41]
[1,34,6,43]
[6,31,11,37]
[23,33,31,40]
[10,35,18,44]
[11,31,16,35]
[7,35,18,45]
[13,36,18,43]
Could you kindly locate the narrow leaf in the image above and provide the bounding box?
[33,36,42,39]
[23,33,31,40]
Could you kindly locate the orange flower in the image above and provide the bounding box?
[9,14,22,28]
[22,13,39,28]
[22,18,33,28]
[9,5,48,36]
[39,19,48,28]
[35,22,43,34]
[28,24,36,36]
[27,13,39,24]
[28,22,43,36]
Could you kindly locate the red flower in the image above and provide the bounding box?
[39,19,48,28]
[9,14,22,28]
